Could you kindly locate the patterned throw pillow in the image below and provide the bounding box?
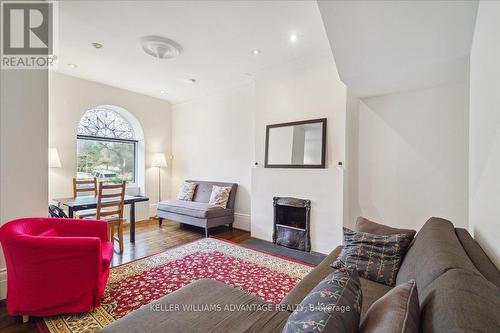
[332,228,413,287]
[283,265,362,333]
[208,185,232,209]
[177,182,197,201]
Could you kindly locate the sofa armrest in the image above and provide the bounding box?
[280,245,343,307]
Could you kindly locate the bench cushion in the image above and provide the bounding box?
[99,279,289,333]
[157,200,233,219]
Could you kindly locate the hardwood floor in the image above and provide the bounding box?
[0,219,250,333]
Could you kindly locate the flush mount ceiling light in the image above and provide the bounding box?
[92,42,103,49]
[251,49,261,55]
[141,36,182,59]
[160,90,166,94]
[289,34,298,43]
[67,63,78,68]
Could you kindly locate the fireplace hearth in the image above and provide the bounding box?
[272,197,311,252]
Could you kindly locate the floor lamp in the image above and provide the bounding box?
[151,153,168,203]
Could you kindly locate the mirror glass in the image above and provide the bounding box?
[265,119,326,168]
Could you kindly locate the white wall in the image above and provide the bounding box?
[171,84,254,230]
[346,82,469,231]
[1,70,49,299]
[49,72,172,220]
[469,1,500,268]
[252,60,347,254]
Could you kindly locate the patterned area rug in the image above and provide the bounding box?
[39,238,313,333]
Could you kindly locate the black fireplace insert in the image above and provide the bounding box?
[272,197,311,252]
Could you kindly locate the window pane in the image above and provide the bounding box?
[77,138,135,183]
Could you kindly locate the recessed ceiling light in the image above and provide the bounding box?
[67,63,78,68]
[251,49,261,55]
[160,90,166,94]
[92,42,103,49]
[289,34,298,43]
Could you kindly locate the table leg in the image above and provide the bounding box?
[130,202,136,243]
[68,207,74,218]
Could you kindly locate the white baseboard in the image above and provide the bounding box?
[234,213,250,231]
[0,268,6,300]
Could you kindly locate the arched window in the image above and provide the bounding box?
[76,106,140,184]
[77,107,135,139]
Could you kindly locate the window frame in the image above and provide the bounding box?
[76,134,138,186]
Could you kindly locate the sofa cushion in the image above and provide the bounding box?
[99,279,289,333]
[360,280,419,333]
[283,266,362,333]
[396,218,480,292]
[355,217,416,240]
[419,269,500,333]
[157,200,233,219]
[359,277,392,321]
[333,228,413,286]
[455,228,500,288]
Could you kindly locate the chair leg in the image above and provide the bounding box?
[158,217,163,227]
[205,227,209,238]
[108,225,113,242]
[229,223,233,231]
[118,224,124,253]
[22,315,29,323]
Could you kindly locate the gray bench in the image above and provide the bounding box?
[156,180,237,237]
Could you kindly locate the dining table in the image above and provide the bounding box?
[52,195,149,243]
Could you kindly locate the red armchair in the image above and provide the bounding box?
[0,217,113,319]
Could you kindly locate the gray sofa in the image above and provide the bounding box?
[101,217,500,333]
[156,180,238,237]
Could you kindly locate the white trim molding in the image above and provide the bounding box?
[234,213,251,231]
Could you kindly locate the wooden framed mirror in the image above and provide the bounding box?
[265,118,327,168]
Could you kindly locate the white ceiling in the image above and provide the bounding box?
[54,1,333,104]
[317,0,479,98]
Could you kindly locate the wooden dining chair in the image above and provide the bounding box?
[72,178,98,218]
[73,177,98,197]
[96,182,126,253]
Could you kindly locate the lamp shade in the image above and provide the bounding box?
[151,153,168,168]
[48,148,62,168]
